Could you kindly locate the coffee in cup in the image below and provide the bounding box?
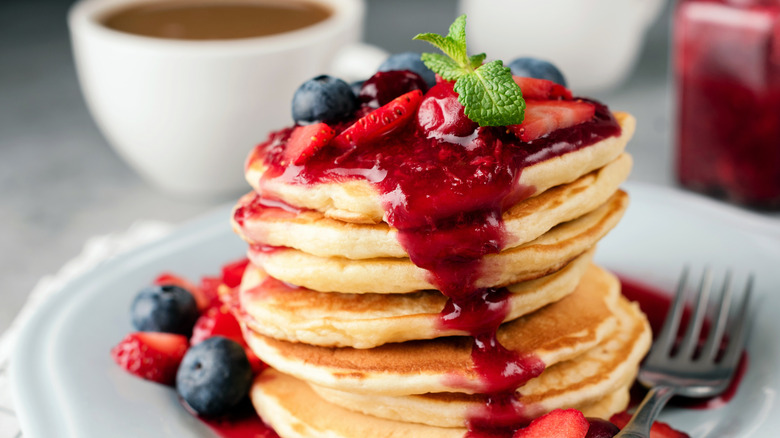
[69,0,376,197]
[102,0,332,40]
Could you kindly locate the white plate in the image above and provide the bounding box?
[11,182,780,437]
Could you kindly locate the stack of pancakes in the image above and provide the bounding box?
[231,111,651,437]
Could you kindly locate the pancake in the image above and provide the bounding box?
[310,294,650,428]
[239,249,593,348]
[234,154,632,260]
[245,112,635,224]
[251,369,464,438]
[242,264,620,396]
[251,369,632,438]
[247,190,628,294]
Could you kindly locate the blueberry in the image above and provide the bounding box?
[350,80,365,98]
[291,75,357,124]
[378,52,436,88]
[131,284,199,336]
[507,57,567,87]
[176,336,253,417]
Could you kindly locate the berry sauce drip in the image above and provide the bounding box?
[619,277,748,410]
[233,194,304,228]
[462,335,546,437]
[252,98,620,437]
[438,286,546,436]
[248,243,284,254]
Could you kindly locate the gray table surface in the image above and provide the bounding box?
[1,0,776,334]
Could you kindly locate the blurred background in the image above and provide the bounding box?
[0,0,677,333]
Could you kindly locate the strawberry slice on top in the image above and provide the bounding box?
[284,122,336,166]
[513,76,573,100]
[331,89,423,149]
[508,99,596,142]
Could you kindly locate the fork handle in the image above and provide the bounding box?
[613,386,676,438]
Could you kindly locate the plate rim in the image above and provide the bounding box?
[9,205,234,437]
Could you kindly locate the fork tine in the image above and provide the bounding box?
[699,271,733,362]
[650,267,690,359]
[721,275,753,367]
[677,268,713,359]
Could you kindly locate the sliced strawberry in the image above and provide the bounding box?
[191,305,244,346]
[199,276,222,305]
[190,303,265,374]
[216,283,240,309]
[155,272,216,311]
[331,89,423,148]
[513,76,573,100]
[284,123,336,166]
[111,332,188,385]
[610,412,690,438]
[508,100,596,142]
[221,258,250,289]
[513,409,589,438]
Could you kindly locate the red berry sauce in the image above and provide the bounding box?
[185,396,280,438]
[359,70,429,109]
[201,413,280,438]
[233,194,304,228]
[253,101,619,225]
[585,417,620,438]
[248,244,284,255]
[246,92,621,437]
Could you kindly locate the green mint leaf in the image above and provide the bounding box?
[445,15,468,65]
[454,60,525,127]
[468,53,486,70]
[414,15,525,127]
[413,33,460,60]
[413,34,466,66]
[413,15,469,67]
[421,53,467,81]
[413,33,462,64]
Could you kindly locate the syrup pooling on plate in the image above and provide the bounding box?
[194,397,280,438]
[619,277,749,410]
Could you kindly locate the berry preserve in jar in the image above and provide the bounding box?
[675,0,780,208]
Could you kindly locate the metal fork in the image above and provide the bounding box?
[615,268,753,438]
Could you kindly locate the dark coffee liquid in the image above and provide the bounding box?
[102,0,331,40]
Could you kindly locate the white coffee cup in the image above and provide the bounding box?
[459,0,666,94]
[69,0,384,197]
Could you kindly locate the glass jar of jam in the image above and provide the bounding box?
[675,0,780,209]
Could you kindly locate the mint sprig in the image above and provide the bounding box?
[414,15,525,127]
